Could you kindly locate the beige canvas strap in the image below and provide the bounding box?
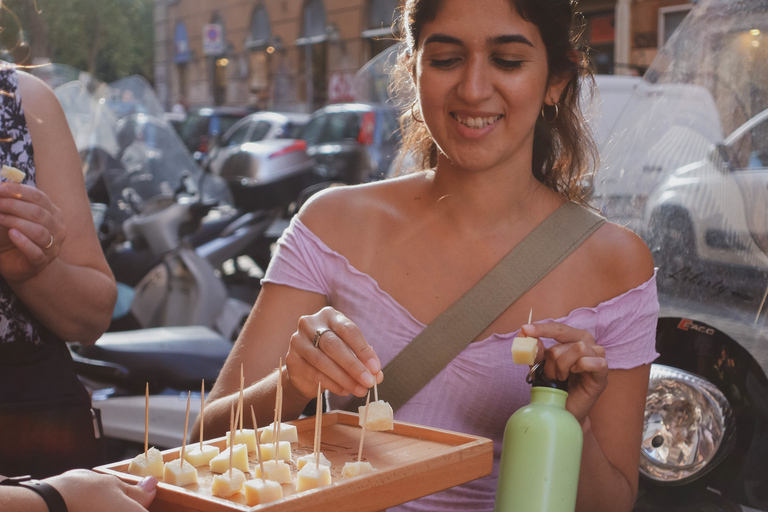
[343,201,605,413]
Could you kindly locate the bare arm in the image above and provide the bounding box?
[193,282,331,439]
[0,71,116,343]
[0,470,156,512]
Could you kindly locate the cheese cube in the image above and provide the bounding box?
[162,459,198,487]
[511,336,538,365]
[259,423,299,444]
[184,444,220,467]
[244,478,283,506]
[341,461,375,479]
[296,452,331,470]
[260,441,291,462]
[209,444,249,474]
[226,429,258,452]
[296,463,332,492]
[1,165,25,183]
[252,460,291,484]
[359,400,394,431]
[211,468,246,498]
[127,447,164,479]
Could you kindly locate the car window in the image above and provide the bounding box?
[322,112,360,143]
[224,122,252,146]
[300,115,328,145]
[379,109,400,144]
[278,121,305,139]
[217,115,245,137]
[733,121,768,169]
[249,120,272,142]
[180,113,208,143]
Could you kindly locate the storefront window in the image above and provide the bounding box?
[246,5,272,109]
[299,0,328,111]
[583,11,616,75]
[366,0,399,58]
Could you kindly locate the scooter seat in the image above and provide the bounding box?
[71,326,232,393]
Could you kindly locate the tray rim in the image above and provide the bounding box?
[94,410,493,512]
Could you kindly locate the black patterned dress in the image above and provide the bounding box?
[0,64,102,478]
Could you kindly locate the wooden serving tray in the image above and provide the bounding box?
[95,410,493,512]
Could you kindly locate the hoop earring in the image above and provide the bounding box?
[411,102,424,123]
[541,103,559,123]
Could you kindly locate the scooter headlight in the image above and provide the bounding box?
[640,364,734,484]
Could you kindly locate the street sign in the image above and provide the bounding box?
[203,23,225,56]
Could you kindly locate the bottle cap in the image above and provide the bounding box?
[526,361,568,391]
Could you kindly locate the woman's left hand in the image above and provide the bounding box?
[521,322,609,428]
[0,182,65,283]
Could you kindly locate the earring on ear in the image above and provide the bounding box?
[541,103,559,123]
[411,102,424,123]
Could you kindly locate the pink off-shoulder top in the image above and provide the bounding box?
[263,217,659,512]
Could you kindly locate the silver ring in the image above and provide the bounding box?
[314,328,333,348]
[44,233,53,250]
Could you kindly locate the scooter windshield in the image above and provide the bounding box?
[52,70,232,231]
[592,0,768,330]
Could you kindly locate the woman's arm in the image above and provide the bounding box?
[193,282,331,439]
[0,71,117,343]
[0,470,156,512]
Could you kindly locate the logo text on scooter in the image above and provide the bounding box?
[677,319,715,336]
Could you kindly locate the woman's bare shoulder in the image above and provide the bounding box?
[298,172,428,245]
[584,220,656,294]
[17,70,62,117]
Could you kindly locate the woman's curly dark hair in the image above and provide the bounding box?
[391,0,598,204]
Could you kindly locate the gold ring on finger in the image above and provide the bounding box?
[314,328,333,348]
[44,233,53,250]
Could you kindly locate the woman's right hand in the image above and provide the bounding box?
[285,306,383,400]
[46,469,156,512]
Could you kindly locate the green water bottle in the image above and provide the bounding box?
[494,363,583,512]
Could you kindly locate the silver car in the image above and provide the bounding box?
[204,111,310,176]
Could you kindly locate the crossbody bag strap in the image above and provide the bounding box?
[342,201,605,413]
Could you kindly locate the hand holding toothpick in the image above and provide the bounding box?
[358,390,371,462]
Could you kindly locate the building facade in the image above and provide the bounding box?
[153,0,694,112]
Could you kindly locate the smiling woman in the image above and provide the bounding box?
[199,1,658,512]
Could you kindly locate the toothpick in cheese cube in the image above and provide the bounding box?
[259,422,299,444]
[127,447,164,479]
[252,459,291,484]
[211,468,246,498]
[358,400,394,431]
[226,428,258,452]
[296,452,331,470]
[209,444,249,473]
[296,463,332,492]
[162,458,198,487]
[244,478,283,506]
[511,336,538,365]
[0,165,24,183]
[259,440,291,462]
[184,444,220,467]
[341,461,375,479]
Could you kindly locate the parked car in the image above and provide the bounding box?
[204,111,309,176]
[178,106,255,162]
[299,102,401,184]
[643,107,768,279]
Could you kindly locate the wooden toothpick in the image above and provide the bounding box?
[228,402,234,478]
[200,379,205,451]
[274,358,283,455]
[374,380,378,402]
[239,363,244,433]
[180,391,191,469]
[144,383,149,458]
[528,308,533,325]
[251,405,264,478]
[314,382,322,469]
[357,390,371,462]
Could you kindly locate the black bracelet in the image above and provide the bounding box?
[0,476,68,512]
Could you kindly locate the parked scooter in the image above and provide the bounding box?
[55,74,268,340]
[591,1,768,510]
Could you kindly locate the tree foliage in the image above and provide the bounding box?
[1,0,154,83]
